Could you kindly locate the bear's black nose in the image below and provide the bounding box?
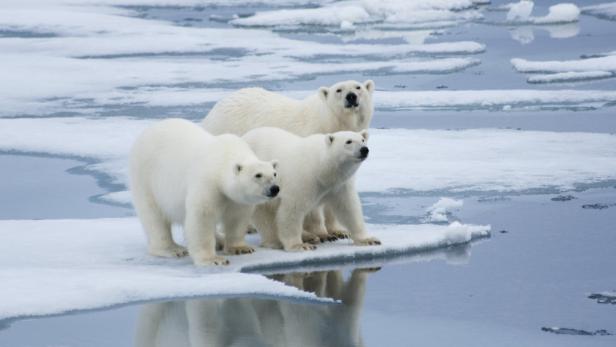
[346,92,357,103]
[360,146,369,159]
[268,185,280,197]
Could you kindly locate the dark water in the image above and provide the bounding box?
[1,0,616,346]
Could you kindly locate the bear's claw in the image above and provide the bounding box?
[226,245,255,255]
[354,237,381,246]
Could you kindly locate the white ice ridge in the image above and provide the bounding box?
[231,0,486,28]
[425,198,464,223]
[0,217,489,320]
[511,55,616,84]
[582,2,616,21]
[2,117,616,203]
[504,2,580,24]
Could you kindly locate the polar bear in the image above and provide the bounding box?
[243,127,380,251]
[129,118,280,266]
[203,80,375,240]
[202,80,374,137]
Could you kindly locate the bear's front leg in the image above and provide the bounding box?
[303,206,333,243]
[325,182,381,246]
[222,206,255,255]
[276,205,316,252]
[184,206,229,266]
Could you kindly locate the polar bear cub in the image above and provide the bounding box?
[129,118,280,266]
[243,127,380,251]
[202,80,374,136]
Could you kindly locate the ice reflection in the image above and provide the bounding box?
[509,23,579,44]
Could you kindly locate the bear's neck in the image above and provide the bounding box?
[317,155,360,189]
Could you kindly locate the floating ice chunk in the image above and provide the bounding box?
[0,217,489,320]
[512,55,616,73]
[588,291,616,304]
[506,0,534,22]
[375,89,616,110]
[582,2,616,21]
[231,5,372,27]
[339,20,355,31]
[533,3,580,24]
[425,198,464,223]
[527,71,614,84]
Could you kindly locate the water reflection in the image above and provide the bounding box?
[135,269,376,347]
[509,23,579,44]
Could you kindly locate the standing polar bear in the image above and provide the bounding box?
[129,118,280,266]
[203,80,375,240]
[202,80,375,136]
[243,127,380,251]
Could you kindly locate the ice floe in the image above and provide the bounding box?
[424,198,464,223]
[512,55,616,84]
[0,217,489,320]
[0,1,486,116]
[2,117,616,204]
[582,2,616,21]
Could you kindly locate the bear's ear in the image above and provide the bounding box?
[318,87,329,101]
[234,164,242,175]
[363,80,374,93]
[271,160,278,170]
[360,129,369,141]
[325,134,335,146]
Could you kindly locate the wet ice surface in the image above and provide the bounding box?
[2,0,616,346]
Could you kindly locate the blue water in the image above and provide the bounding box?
[1,1,616,346]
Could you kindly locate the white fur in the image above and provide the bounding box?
[202,80,374,136]
[203,80,375,240]
[129,118,279,266]
[243,127,380,251]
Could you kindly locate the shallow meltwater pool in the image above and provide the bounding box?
[1,0,616,346]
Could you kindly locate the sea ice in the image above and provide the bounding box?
[2,118,616,204]
[0,217,489,320]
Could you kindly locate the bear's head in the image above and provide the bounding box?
[232,159,280,204]
[324,129,370,168]
[318,80,375,131]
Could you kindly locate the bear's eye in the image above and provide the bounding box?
[274,173,277,177]
[346,140,352,144]
[356,86,361,90]
[336,89,342,93]
[255,173,262,179]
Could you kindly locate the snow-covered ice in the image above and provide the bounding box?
[527,71,615,84]
[511,55,616,73]
[0,217,489,320]
[2,117,616,204]
[512,55,616,84]
[425,198,464,223]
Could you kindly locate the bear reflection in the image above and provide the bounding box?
[135,269,375,347]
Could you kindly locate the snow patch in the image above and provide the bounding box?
[0,217,489,320]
